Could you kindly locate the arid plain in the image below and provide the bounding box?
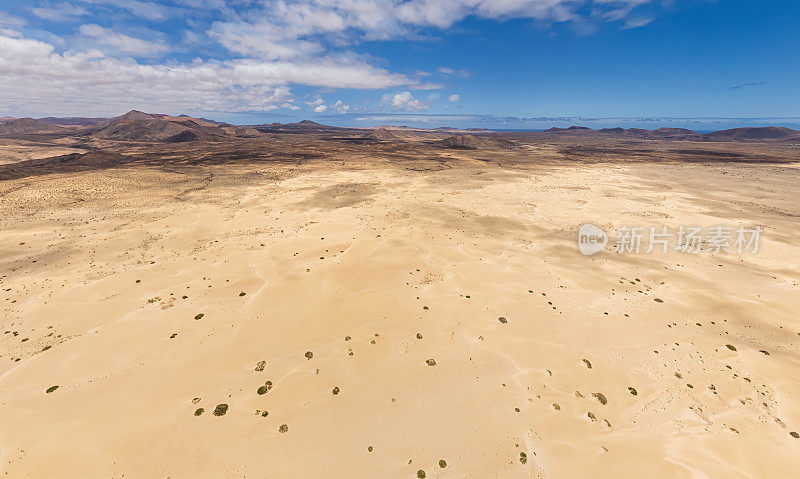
[1,115,800,478]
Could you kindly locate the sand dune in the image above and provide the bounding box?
[1,149,799,477]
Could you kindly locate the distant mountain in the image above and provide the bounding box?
[435,134,515,150]
[597,127,699,139]
[653,128,696,136]
[545,126,591,132]
[177,114,226,126]
[0,118,67,134]
[115,110,161,122]
[93,112,188,141]
[368,128,400,141]
[703,127,800,141]
[254,119,356,133]
[91,110,247,142]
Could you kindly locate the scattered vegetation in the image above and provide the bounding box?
[257,381,273,395]
[213,404,228,416]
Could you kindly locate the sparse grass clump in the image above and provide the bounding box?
[519,452,527,464]
[592,393,608,405]
[194,408,204,416]
[213,404,228,416]
[416,470,426,478]
[725,344,737,351]
[194,313,204,320]
[439,459,447,468]
[257,381,273,395]
[46,385,59,393]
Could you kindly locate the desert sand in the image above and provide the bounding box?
[1,129,800,478]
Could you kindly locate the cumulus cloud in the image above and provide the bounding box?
[383,91,429,112]
[333,99,350,113]
[0,31,410,116]
[208,1,656,61]
[78,24,168,56]
[448,94,460,102]
[306,97,326,108]
[3,0,658,115]
[313,104,328,113]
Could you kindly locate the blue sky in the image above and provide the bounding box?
[0,0,798,129]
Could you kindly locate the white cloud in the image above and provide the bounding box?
[0,31,412,116]
[31,3,89,22]
[383,91,429,112]
[4,0,658,115]
[448,94,460,102]
[306,97,326,108]
[78,23,168,56]
[208,20,323,60]
[313,104,328,113]
[208,1,653,63]
[333,99,350,113]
